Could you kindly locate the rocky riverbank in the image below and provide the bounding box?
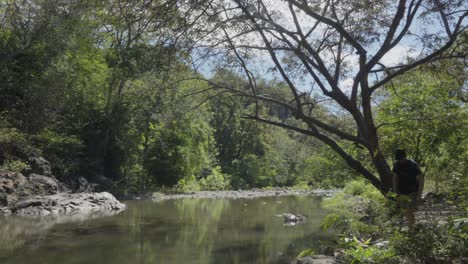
[152,189,338,201]
[0,156,126,216]
[0,171,126,216]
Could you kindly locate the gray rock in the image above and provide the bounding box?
[0,172,28,206]
[280,213,308,226]
[75,177,94,192]
[0,206,11,215]
[28,174,61,195]
[12,192,126,216]
[29,156,52,176]
[375,240,390,248]
[291,255,336,264]
[0,192,7,206]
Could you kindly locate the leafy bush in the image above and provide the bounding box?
[0,125,34,163]
[0,160,30,173]
[344,180,372,196]
[173,167,230,193]
[323,179,386,222]
[290,181,310,190]
[31,129,84,179]
[341,244,398,264]
[174,176,201,193]
[390,221,468,260]
[199,166,230,191]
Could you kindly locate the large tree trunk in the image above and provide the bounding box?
[373,151,393,194]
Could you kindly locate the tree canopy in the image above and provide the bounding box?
[189,0,468,193]
[0,0,466,196]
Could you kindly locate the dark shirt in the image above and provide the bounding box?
[393,159,421,194]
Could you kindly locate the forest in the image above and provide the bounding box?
[0,0,467,263]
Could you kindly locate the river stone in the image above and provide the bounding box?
[12,192,126,216]
[291,255,336,264]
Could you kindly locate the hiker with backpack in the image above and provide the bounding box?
[392,149,425,227]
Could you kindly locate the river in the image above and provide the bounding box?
[0,195,332,264]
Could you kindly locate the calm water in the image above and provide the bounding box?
[0,196,332,264]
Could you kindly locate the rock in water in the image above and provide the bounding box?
[12,192,126,216]
[282,213,307,223]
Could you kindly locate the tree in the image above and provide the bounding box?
[192,0,467,194]
[0,0,91,133]
[377,65,467,192]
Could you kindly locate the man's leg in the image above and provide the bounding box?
[406,208,415,227]
[406,193,418,227]
[399,193,417,227]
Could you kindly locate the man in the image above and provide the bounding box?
[392,149,424,227]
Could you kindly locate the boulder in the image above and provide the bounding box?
[28,173,61,195]
[282,213,307,223]
[0,171,28,206]
[12,192,126,216]
[28,156,52,176]
[67,176,95,193]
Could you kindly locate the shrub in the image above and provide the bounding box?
[341,244,398,264]
[0,124,34,163]
[344,179,368,196]
[290,180,310,190]
[390,221,468,260]
[174,176,201,193]
[31,129,83,178]
[199,166,230,191]
[0,159,30,173]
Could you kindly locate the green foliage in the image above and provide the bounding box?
[144,116,215,187]
[341,244,397,264]
[390,221,468,260]
[173,167,230,193]
[290,181,310,190]
[321,192,374,234]
[344,180,369,196]
[296,248,316,258]
[320,213,349,232]
[378,66,467,195]
[301,146,354,189]
[174,176,201,193]
[322,180,468,263]
[0,127,30,162]
[31,129,83,179]
[0,0,465,203]
[199,167,230,191]
[0,160,30,174]
[338,234,399,263]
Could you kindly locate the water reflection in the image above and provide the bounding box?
[0,196,331,264]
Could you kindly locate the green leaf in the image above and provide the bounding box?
[297,248,316,258]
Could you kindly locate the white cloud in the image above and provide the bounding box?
[380,44,419,66]
[339,78,354,92]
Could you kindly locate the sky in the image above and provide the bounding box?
[190,0,466,95]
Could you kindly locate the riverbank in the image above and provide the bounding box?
[312,180,468,263]
[152,189,338,200]
[0,168,126,216]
